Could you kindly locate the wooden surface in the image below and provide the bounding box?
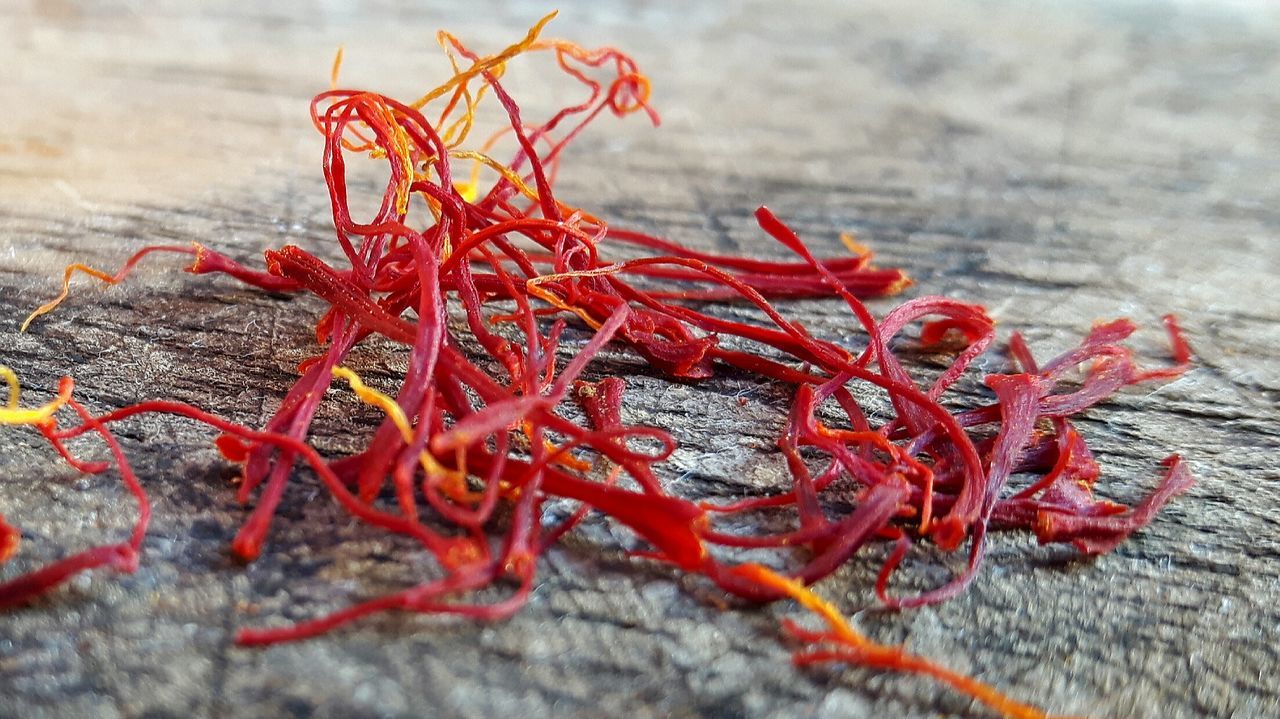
[2,1,1279,717]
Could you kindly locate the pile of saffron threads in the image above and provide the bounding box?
[0,14,1195,719]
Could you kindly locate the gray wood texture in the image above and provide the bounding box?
[1,1,1278,717]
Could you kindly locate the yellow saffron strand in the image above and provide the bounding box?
[332,367,412,439]
[0,367,72,427]
[331,368,442,467]
[448,149,541,204]
[384,106,415,217]
[436,41,497,150]
[330,45,345,90]
[445,149,599,224]
[332,367,590,489]
[409,11,558,111]
[839,231,871,258]
[1,366,19,409]
[331,366,476,502]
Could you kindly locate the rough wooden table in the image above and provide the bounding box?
[2,1,1278,717]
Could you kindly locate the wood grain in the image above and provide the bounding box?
[1,1,1278,717]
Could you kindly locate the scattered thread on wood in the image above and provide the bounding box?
[1,13,1194,718]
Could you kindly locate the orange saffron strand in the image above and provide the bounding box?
[21,245,195,331]
[732,564,1079,719]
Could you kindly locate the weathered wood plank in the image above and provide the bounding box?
[1,1,1278,717]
